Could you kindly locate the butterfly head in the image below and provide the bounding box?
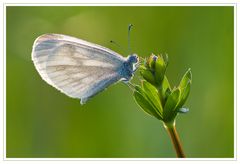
[127,54,139,64]
[126,54,139,74]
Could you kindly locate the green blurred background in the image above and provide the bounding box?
[6,6,234,158]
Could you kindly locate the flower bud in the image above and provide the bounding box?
[155,54,167,86]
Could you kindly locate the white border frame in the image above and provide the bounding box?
[2,2,238,162]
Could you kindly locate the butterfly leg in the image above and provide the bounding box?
[80,98,88,105]
[123,81,135,91]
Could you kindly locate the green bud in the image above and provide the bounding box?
[149,54,158,70]
[140,67,156,86]
[155,55,167,85]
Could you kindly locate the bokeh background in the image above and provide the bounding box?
[6,6,234,158]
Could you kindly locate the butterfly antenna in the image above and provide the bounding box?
[110,40,128,54]
[128,24,133,54]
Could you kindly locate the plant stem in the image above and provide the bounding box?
[164,121,186,158]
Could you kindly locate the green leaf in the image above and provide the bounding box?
[177,69,192,108]
[142,81,163,114]
[133,88,162,120]
[161,76,171,100]
[162,76,171,92]
[136,84,162,118]
[163,88,181,122]
[165,88,171,100]
[157,76,171,106]
[179,68,192,90]
[178,81,191,108]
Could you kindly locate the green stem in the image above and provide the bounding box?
[163,121,186,158]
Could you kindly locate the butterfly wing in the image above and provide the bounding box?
[32,34,126,104]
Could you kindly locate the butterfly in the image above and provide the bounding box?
[31,33,139,104]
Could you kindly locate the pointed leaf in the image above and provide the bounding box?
[162,76,171,92]
[178,81,191,108]
[165,88,171,100]
[133,89,162,120]
[134,85,162,118]
[163,88,181,122]
[142,81,163,114]
[177,69,192,108]
[135,84,162,118]
[157,76,171,106]
[179,68,192,90]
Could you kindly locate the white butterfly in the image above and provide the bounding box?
[31,34,139,104]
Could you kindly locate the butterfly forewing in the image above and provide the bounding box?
[32,34,125,103]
